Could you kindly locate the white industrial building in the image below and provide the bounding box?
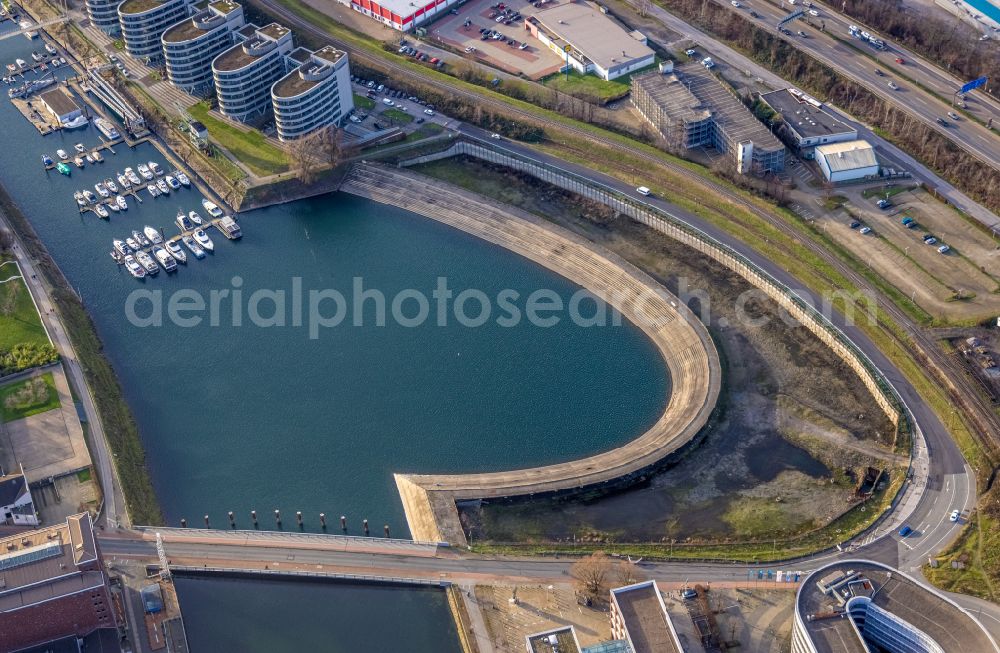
[524,1,655,81]
[815,140,879,183]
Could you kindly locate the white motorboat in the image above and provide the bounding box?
[73,156,84,168]
[124,255,145,279]
[30,51,43,63]
[165,175,180,190]
[125,236,140,250]
[116,195,128,211]
[147,184,160,198]
[105,178,118,193]
[201,199,223,217]
[107,201,119,213]
[166,239,187,263]
[94,183,109,198]
[113,239,130,256]
[176,211,194,231]
[182,235,205,259]
[152,245,177,272]
[63,115,88,129]
[217,215,242,240]
[73,191,86,206]
[117,173,130,188]
[84,153,95,164]
[137,163,153,181]
[133,230,150,248]
[125,167,141,185]
[156,178,170,194]
[141,227,161,245]
[193,229,214,252]
[74,143,86,154]
[56,149,68,160]
[94,204,109,219]
[135,250,158,275]
[44,43,57,55]
[92,150,104,163]
[82,190,97,204]
[15,58,26,69]
[176,172,191,187]
[188,210,203,226]
[149,161,164,176]
[95,118,120,140]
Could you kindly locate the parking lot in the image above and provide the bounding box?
[348,76,453,137]
[826,187,1000,320]
[428,0,564,79]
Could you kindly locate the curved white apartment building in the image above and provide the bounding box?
[271,46,353,141]
[162,0,244,94]
[793,560,999,653]
[212,22,292,123]
[118,0,191,62]
[85,0,122,34]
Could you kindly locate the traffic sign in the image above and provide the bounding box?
[960,76,988,94]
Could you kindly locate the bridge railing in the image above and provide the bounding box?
[132,525,449,549]
[168,565,450,587]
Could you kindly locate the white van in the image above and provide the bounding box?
[636,186,651,196]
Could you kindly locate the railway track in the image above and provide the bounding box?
[260,0,1000,462]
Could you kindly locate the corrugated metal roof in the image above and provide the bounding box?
[815,140,877,172]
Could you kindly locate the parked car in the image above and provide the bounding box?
[424,108,435,115]
[430,57,440,64]
[922,233,936,242]
[682,589,698,599]
[730,0,741,6]
[938,244,951,254]
[950,509,961,522]
[382,98,394,106]
[876,198,891,209]
[859,226,872,234]
[519,42,528,49]
[685,48,697,56]
[899,524,913,537]
[925,236,938,245]
[849,220,861,229]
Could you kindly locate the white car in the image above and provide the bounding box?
[731,0,741,6]
[685,48,697,56]
[424,108,435,115]
[950,509,960,522]
[859,226,872,234]
[701,57,716,68]
[349,115,361,123]
[636,186,651,196]
[808,8,819,15]
[490,133,502,139]
[382,98,395,106]
[887,81,899,90]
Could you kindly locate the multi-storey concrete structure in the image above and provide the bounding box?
[118,0,192,62]
[0,514,117,652]
[760,88,858,158]
[212,22,293,123]
[609,580,684,653]
[271,45,353,141]
[631,64,785,174]
[793,560,1000,653]
[85,0,122,34]
[162,0,245,94]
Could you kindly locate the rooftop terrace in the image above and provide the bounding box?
[213,23,289,72]
[272,46,346,98]
[119,0,172,16]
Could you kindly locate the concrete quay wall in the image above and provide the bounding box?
[402,141,903,429]
[340,163,722,545]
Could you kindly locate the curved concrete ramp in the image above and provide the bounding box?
[340,164,721,545]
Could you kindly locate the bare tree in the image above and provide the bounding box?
[571,552,612,602]
[287,134,322,185]
[615,559,646,587]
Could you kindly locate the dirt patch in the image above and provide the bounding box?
[415,157,899,544]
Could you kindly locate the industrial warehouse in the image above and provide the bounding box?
[632,64,785,174]
[760,88,858,158]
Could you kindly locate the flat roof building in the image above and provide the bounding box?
[162,0,245,94]
[119,0,193,61]
[526,625,582,653]
[525,1,655,81]
[341,0,460,31]
[609,580,684,653]
[272,45,353,141]
[760,88,857,157]
[38,88,83,126]
[632,64,785,174]
[0,469,38,527]
[814,140,879,183]
[213,22,293,123]
[0,514,117,652]
[85,0,122,34]
[794,560,1000,653]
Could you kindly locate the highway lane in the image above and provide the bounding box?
[711,0,1000,171]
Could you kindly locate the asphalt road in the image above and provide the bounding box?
[622,0,1000,228]
[704,0,1000,171]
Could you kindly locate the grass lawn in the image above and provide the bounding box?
[382,108,414,124]
[188,101,289,177]
[541,70,632,103]
[77,468,92,483]
[0,373,60,422]
[861,184,915,200]
[354,94,375,110]
[0,261,49,351]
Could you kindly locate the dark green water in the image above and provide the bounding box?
[1,24,664,648]
[173,575,463,653]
